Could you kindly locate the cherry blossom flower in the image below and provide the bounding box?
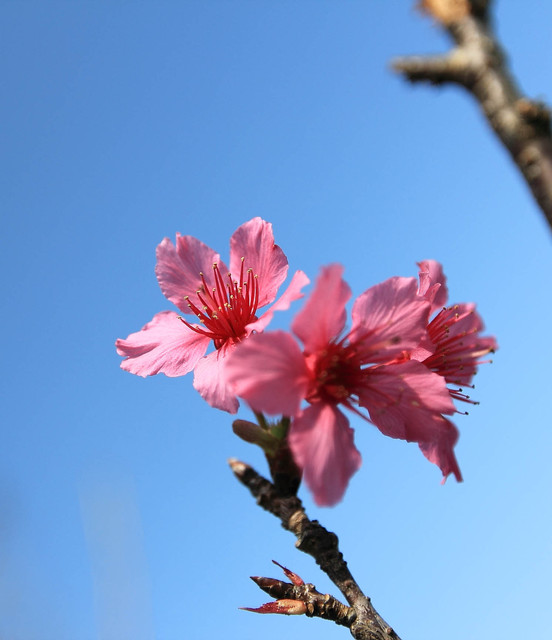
[116,218,309,413]
[225,264,458,506]
[414,260,497,404]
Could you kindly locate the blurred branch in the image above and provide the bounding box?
[229,458,401,640]
[391,0,552,232]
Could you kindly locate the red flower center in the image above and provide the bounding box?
[179,258,260,349]
[306,341,363,405]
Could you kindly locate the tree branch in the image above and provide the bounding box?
[229,458,401,640]
[391,0,552,231]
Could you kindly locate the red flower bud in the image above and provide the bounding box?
[272,560,304,586]
[241,599,307,616]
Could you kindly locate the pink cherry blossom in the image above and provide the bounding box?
[116,218,309,413]
[415,260,497,403]
[225,264,458,506]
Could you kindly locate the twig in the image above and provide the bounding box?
[229,458,401,640]
[245,569,354,628]
[391,0,552,232]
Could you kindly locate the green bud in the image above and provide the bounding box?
[269,416,290,441]
[232,420,280,455]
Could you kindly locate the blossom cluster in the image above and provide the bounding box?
[116,218,496,506]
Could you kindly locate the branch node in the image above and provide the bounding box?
[516,98,552,135]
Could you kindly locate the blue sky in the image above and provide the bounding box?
[1,2,551,639]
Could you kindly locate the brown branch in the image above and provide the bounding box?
[229,458,401,640]
[392,0,552,232]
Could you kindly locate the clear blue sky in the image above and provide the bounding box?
[1,2,551,639]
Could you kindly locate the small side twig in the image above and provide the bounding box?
[229,458,401,640]
[391,0,552,231]
[244,561,354,628]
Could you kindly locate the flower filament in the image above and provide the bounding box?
[179,258,259,349]
[424,305,494,404]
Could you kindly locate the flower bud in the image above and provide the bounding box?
[241,599,307,616]
[250,575,287,598]
[232,419,280,455]
[272,560,304,586]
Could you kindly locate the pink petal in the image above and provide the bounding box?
[289,403,361,507]
[292,264,351,353]
[116,311,209,377]
[417,260,448,313]
[409,334,435,363]
[418,417,463,482]
[358,361,456,441]
[229,218,289,309]
[224,331,310,416]
[246,270,310,333]
[350,276,430,363]
[357,362,462,481]
[193,347,239,414]
[155,235,226,313]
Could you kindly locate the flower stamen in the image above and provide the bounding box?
[179,262,260,349]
